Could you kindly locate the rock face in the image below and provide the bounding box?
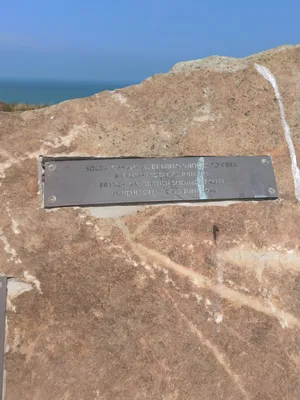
[1,45,300,399]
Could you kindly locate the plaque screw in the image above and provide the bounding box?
[262,158,268,164]
[48,164,56,172]
[268,187,276,195]
[49,195,56,203]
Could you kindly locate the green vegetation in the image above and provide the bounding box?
[0,102,48,112]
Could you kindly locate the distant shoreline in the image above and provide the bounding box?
[0,80,134,105]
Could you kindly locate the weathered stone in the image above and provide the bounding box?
[170,44,300,73]
[1,44,300,399]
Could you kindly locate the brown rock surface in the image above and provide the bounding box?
[1,45,300,399]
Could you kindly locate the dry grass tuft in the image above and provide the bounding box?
[0,102,48,112]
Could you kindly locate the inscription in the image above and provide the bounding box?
[112,187,218,197]
[114,171,209,179]
[87,161,237,172]
[205,178,225,184]
[114,172,180,179]
[86,162,201,172]
[210,162,237,168]
[100,178,225,189]
[43,156,278,207]
[113,188,184,197]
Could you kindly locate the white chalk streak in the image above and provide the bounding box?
[0,230,22,264]
[23,271,42,294]
[7,279,32,300]
[255,64,300,201]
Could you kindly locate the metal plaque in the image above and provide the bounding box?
[0,277,7,400]
[43,156,278,208]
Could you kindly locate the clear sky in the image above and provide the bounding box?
[0,0,299,82]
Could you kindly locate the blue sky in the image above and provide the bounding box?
[0,0,299,82]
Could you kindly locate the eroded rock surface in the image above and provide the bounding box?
[1,45,300,399]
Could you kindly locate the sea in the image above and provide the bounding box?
[0,80,135,105]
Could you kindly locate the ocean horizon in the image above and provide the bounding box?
[0,79,135,105]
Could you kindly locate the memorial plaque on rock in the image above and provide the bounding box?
[42,156,278,208]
